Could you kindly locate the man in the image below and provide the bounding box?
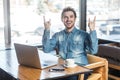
[42,7,98,80]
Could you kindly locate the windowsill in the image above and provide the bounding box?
[98,35,120,43]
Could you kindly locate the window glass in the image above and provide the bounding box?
[10,0,79,45]
[0,0,4,46]
[87,0,120,42]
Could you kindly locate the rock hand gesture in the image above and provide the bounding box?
[43,16,51,30]
[88,16,96,31]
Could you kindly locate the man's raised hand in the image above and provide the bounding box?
[88,16,96,31]
[43,16,51,30]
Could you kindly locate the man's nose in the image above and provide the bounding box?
[67,17,70,21]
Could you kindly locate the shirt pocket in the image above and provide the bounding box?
[71,41,84,55]
[71,41,83,50]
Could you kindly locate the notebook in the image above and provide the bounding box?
[14,43,58,69]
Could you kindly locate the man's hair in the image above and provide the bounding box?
[61,7,77,18]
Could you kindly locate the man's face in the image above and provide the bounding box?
[62,11,76,30]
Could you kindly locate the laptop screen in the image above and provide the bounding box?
[14,43,58,69]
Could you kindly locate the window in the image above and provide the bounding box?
[10,0,80,46]
[0,0,4,48]
[87,0,120,42]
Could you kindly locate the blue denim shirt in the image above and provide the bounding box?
[42,27,98,66]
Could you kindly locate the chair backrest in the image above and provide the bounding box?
[78,54,108,80]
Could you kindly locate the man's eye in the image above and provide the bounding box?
[64,16,67,18]
[70,15,74,18]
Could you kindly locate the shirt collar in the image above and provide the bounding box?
[64,27,77,34]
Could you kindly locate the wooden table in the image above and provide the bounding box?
[0,49,91,80]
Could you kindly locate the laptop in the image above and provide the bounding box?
[14,43,58,69]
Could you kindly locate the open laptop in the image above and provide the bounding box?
[14,43,58,69]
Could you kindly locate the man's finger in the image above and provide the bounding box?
[48,19,51,23]
[93,16,96,22]
[88,18,90,23]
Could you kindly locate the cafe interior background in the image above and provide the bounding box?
[0,0,120,79]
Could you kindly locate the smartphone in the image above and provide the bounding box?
[49,68,65,72]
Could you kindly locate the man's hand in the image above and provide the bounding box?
[88,16,96,31]
[43,16,51,30]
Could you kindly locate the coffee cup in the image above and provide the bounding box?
[65,58,75,67]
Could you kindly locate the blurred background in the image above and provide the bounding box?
[0,0,120,48]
